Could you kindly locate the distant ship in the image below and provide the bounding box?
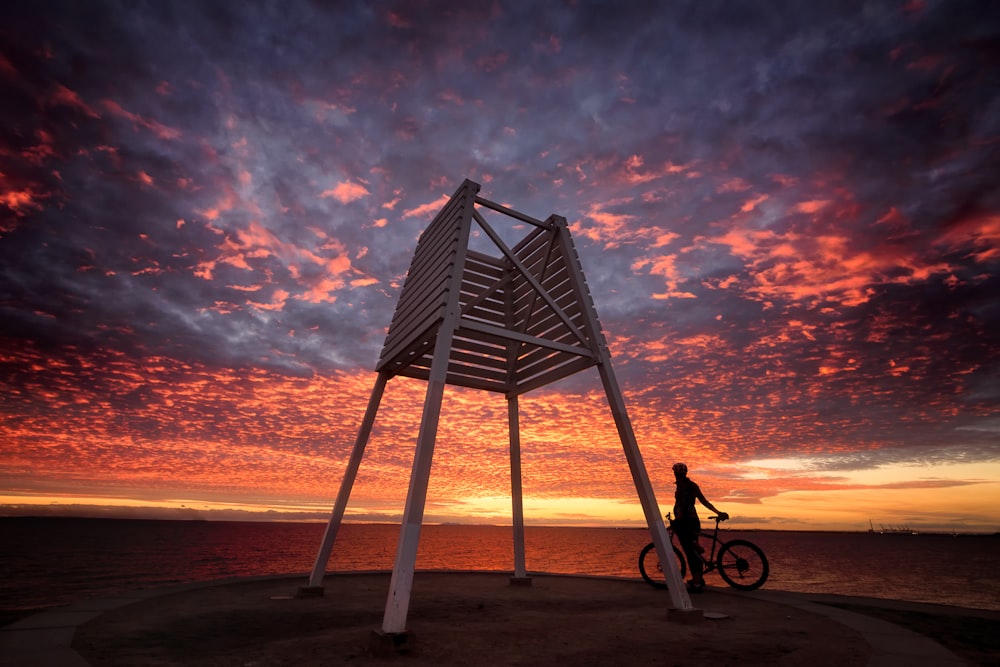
[869,519,918,535]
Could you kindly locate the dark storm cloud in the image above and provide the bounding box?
[1,1,405,372]
[1,0,998,493]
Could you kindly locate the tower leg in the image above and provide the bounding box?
[381,374,447,633]
[508,395,528,580]
[381,180,475,634]
[552,215,691,612]
[307,372,389,589]
[596,359,692,611]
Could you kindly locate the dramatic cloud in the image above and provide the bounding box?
[1,0,997,531]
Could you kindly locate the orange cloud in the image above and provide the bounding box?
[1,187,42,214]
[49,84,101,118]
[622,155,694,184]
[705,202,956,307]
[20,129,58,165]
[937,213,1000,263]
[320,181,370,203]
[102,99,181,140]
[573,199,671,250]
[195,221,356,304]
[2,330,997,530]
[708,227,780,259]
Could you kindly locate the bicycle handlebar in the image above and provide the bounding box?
[664,512,731,522]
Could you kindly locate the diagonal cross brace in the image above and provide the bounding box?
[472,209,590,349]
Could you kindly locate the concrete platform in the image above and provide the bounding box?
[1,572,996,666]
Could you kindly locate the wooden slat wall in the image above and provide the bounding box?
[506,228,597,392]
[460,250,507,327]
[375,180,602,395]
[376,184,469,372]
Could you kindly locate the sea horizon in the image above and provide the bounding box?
[3,516,999,622]
[2,513,997,537]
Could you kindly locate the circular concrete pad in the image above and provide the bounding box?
[73,572,871,666]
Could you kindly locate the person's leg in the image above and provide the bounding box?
[687,536,704,586]
[676,519,704,588]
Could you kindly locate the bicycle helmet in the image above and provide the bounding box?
[672,462,688,475]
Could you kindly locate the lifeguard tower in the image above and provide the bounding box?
[306,179,691,638]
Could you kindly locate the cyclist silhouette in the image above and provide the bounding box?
[672,462,728,593]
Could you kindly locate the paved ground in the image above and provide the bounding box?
[1,572,997,666]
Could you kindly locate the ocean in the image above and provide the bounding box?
[1,517,997,623]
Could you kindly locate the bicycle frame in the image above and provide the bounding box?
[666,513,724,573]
[641,513,770,591]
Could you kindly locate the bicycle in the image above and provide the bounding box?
[638,513,769,591]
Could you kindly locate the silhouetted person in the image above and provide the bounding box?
[672,462,728,593]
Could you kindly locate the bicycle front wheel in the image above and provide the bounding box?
[716,539,769,590]
[638,542,686,589]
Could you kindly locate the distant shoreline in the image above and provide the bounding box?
[2,514,997,537]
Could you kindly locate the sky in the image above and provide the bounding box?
[1,0,998,533]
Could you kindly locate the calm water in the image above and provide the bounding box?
[1,517,997,620]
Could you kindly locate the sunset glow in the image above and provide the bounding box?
[1,2,997,533]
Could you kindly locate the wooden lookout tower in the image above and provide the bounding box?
[307,179,692,636]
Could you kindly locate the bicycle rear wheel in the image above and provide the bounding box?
[716,539,769,590]
[638,542,686,589]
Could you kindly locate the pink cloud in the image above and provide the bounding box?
[198,221,357,304]
[249,289,290,311]
[699,187,964,308]
[740,194,769,212]
[102,99,182,140]
[574,198,681,250]
[320,181,370,204]
[622,155,694,184]
[402,194,450,219]
[196,183,238,222]
[708,227,780,259]
[793,199,831,214]
[632,254,697,300]
[652,231,679,248]
[718,177,752,193]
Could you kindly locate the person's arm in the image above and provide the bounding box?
[695,486,729,519]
